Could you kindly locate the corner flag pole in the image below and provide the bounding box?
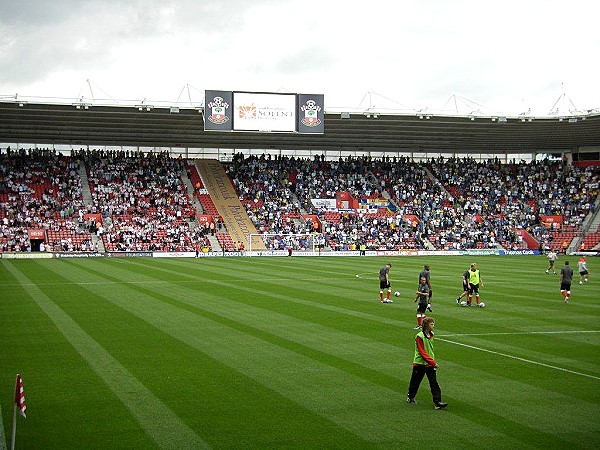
[10,398,16,450]
[11,373,26,450]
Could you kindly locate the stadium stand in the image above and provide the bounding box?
[83,150,206,252]
[225,154,600,252]
[0,148,92,251]
[2,147,599,254]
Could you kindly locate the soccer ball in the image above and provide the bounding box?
[394,291,401,297]
[478,302,486,308]
[460,301,468,307]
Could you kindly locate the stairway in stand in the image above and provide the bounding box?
[194,159,267,251]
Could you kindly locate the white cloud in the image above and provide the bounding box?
[1,0,599,115]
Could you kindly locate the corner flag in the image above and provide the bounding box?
[15,374,26,418]
[11,374,27,450]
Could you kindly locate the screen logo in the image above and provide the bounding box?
[207,96,230,125]
[300,99,322,127]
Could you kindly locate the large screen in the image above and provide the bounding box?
[233,92,296,132]
[204,90,324,134]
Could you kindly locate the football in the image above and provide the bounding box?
[478,302,486,308]
[394,291,401,297]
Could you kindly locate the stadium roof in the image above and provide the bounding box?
[1,101,599,155]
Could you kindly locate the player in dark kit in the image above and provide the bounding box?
[456,268,470,304]
[416,264,432,311]
[414,276,430,329]
[379,263,394,303]
[560,260,574,303]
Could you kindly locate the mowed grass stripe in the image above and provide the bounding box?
[442,309,600,359]
[435,359,600,440]
[48,258,534,447]
[129,258,596,438]
[116,260,600,408]
[21,263,374,449]
[203,257,426,304]
[4,256,599,449]
[141,257,599,369]
[66,258,594,446]
[438,336,600,409]
[117,260,590,436]
[30,256,596,376]
[1,268,163,449]
[124,257,413,327]
[2,261,211,450]
[466,330,600,367]
[89,260,414,377]
[439,336,600,380]
[120,256,599,386]
[124,257,600,381]
[56,259,422,444]
[203,257,600,326]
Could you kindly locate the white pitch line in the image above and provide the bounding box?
[439,330,600,337]
[437,337,600,381]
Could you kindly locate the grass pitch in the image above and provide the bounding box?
[1,255,599,449]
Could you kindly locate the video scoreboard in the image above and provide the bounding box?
[204,90,324,134]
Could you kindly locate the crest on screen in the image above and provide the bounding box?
[300,99,321,127]
[207,96,230,125]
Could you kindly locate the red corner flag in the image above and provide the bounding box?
[15,373,26,418]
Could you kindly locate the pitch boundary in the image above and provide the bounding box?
[437,336,600,381]
[439,330,600,337]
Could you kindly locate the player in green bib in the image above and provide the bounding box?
[407,316,448,409]
[467,262,484,307]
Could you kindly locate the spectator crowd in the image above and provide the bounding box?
[1,147,599,253]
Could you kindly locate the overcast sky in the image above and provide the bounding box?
[1,0,598,116]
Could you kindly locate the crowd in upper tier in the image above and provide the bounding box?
[1,148,208,252]
[0,148,85,251]
[82,150,203,252]
[225,153,600,251]
[1,147,599,253]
